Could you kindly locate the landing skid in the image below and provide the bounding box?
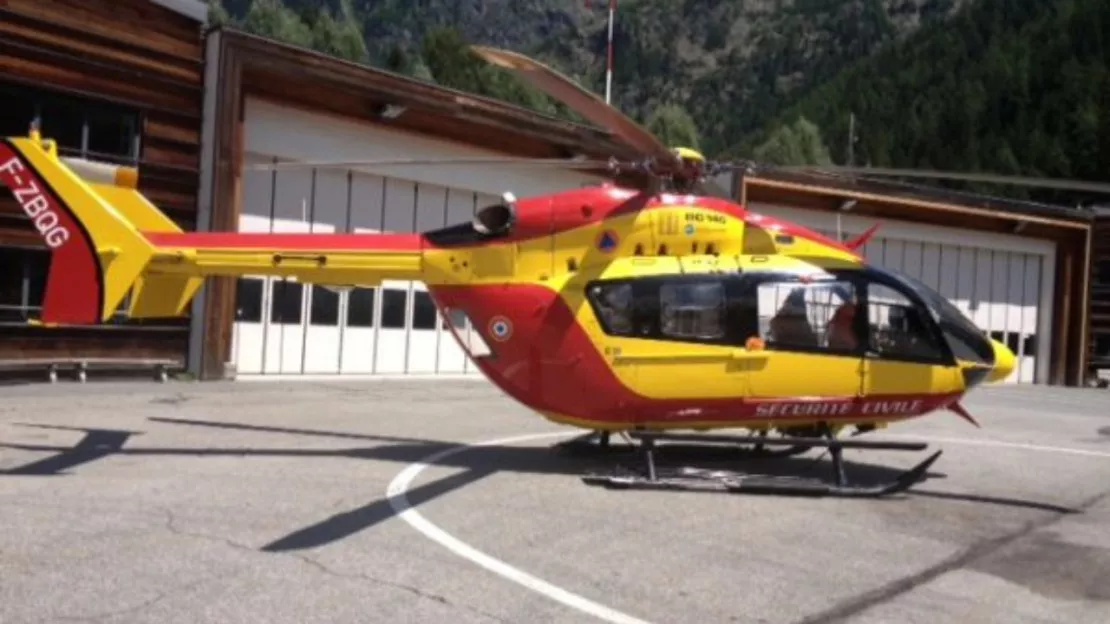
[577,429,942,498]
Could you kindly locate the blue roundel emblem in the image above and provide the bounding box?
[488,315,513,342]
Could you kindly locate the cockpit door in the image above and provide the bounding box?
[857,277,963,408]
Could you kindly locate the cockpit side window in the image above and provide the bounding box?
[864,282,948,363]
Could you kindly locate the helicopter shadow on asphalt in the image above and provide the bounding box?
[0,416,1082,554]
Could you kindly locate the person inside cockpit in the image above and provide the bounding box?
[769,289,818,346]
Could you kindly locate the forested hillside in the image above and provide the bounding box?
[207,0,966,155]
[744,0,1110,192]
[207,0,1110,193]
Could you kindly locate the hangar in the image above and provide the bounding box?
[196,29,1092,386]
[0,0,1097,387]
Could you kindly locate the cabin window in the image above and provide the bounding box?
[865,283,946,362]
[754,277,859,354]
[659,281,725,340]
[588,282,636,336]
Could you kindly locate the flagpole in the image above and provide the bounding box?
[605,0,616,105]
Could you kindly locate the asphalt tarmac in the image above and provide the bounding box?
[1,377,1109,624]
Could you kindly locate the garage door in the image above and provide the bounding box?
[228,154,504,378]
[227,98,601,379]
[751,203,1056,384]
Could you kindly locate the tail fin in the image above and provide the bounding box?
[1,130,427,325]
[1,132,163,324]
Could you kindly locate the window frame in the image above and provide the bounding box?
[584,274,744,347]
[739,270,867,359]
[584,268,960,368]
[0,80,141,164]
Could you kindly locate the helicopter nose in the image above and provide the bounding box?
[985,338,1016,383]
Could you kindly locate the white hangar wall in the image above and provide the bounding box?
[229,97,603,379]
[748,202,1057,384]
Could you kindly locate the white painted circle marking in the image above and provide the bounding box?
[386,429,1109,623]
[386,431,652,624]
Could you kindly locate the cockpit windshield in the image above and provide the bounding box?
[881,269,996,366]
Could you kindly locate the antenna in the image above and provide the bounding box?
[847,112,856,167]
[588,0,618,104]
[605,0,617,105]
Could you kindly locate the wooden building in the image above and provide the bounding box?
[189,28,630,381]
[0,8,1097,387]
[0,0,207,365]
[1089,208,1110,383]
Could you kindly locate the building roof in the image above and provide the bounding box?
[752,167,1095,223]
[148,0,207,23]
[215,28,1095,234]
[215,28,634,165]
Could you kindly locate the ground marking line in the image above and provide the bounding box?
[386,429,1110,624]
[888,434,1110,459]
[386,431,653,624]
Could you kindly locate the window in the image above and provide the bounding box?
[270,280,303,324]
[412,290,438,330]
[234,278,263,323]
[588,281,636,336]
[346,287,375,328]
[0,81,140,163]
[866,283,946,362]
[586,277,732,344]
[0,246,50,323]
[755,277,858,353]
[659,281,725,340]
[381,288,407,329]
[309,286,339,326]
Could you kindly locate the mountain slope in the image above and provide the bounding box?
[211,0,968,155]
[751,0,1110,194]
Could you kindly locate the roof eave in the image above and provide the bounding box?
[148,0,208,23]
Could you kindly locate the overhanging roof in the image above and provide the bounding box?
[211,27,634,165]
[148,0,207,23]
[742,166,1093,240]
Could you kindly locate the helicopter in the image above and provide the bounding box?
[4,44,1078,500]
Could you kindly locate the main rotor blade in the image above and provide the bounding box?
[784,165,1110,194]
[244,156,613,171]
[469,45,682,170]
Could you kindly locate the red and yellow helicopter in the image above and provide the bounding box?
[0,46,1019,498]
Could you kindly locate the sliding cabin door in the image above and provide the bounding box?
[741,273,865,419]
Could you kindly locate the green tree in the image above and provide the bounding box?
[207,0,232,26]
[241,0,312,48]
[645,104,701,149]
[309,1,368,64]
[752,117,833,165]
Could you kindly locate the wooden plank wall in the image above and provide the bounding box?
[1088,215,1110,375]
[0,0,203,363]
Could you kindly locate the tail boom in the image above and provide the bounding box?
[142,232,427,283]
[1,131,429,326]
